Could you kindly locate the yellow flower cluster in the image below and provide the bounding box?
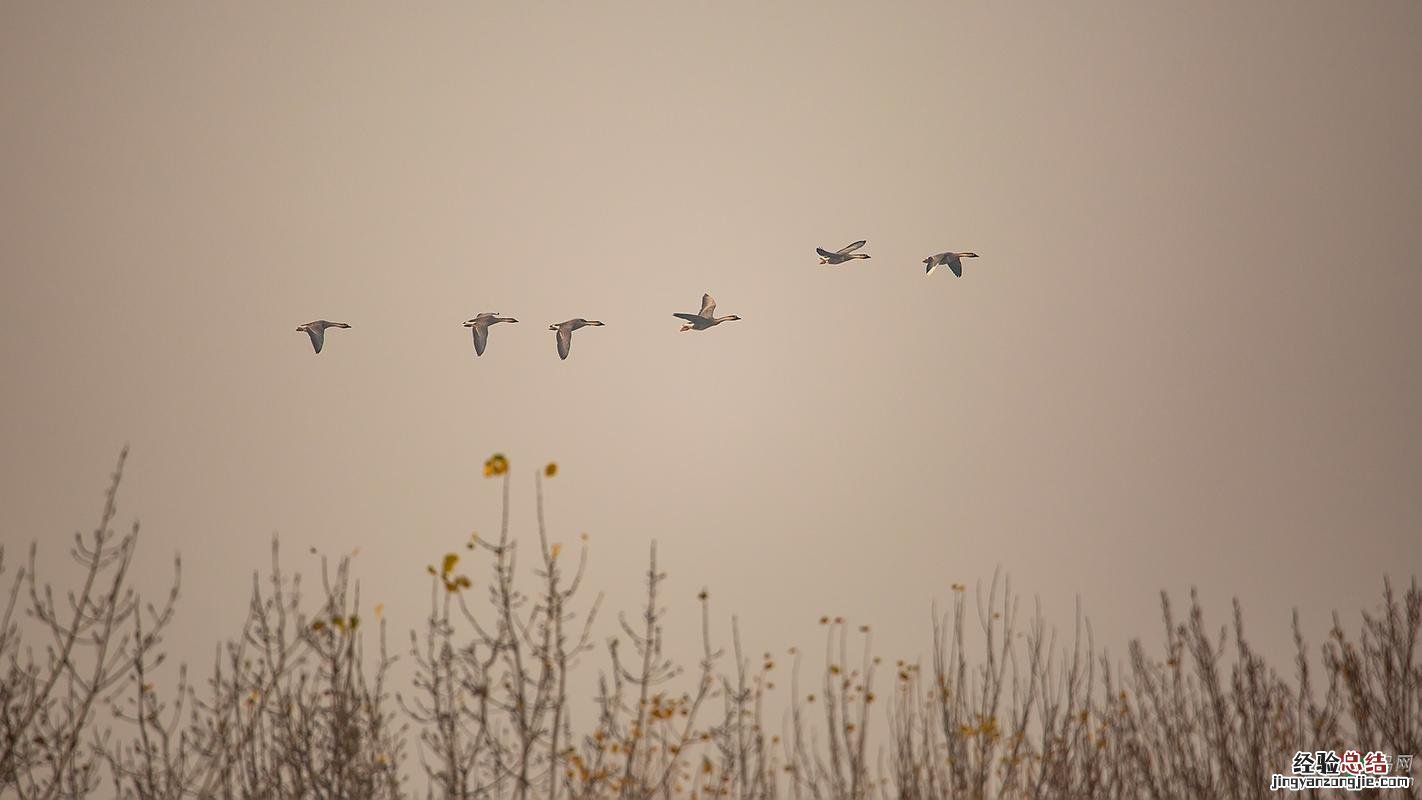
[957,713,1001,741]
[483,453,509,477]
[310,613,360,633]
[426,552,472,592]
[646,693,688,721]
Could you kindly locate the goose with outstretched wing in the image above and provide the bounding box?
[923,251,980,277]
[462,313,518,356]
[549,318,605,360]
[817,240,871,265]
[673,293,742,331]
[296,320,351,354]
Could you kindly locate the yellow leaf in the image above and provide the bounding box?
[442,553,458,574]
[550,543,562,558]
[544,462,558,477]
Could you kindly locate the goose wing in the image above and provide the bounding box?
[948,255,963,278]
[470,321,489,356]
[673,313,702,322]
[698,293,716,318]
[816,247,837,259]
[556,325,572,360]
[836,240,866,255]
[304,326,325,354]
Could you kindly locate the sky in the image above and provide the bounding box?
[2,1,1420,710]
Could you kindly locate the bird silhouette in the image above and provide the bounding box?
[923,251,980,277]
[817,240,871,265]
[295,320,351,354]
[673,293,742,331]
[548,319,605,360]
[462,313,519,356]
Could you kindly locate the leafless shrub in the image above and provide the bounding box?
[402,465,727,800]
[885,579,1419,800]
[0,449,404,800]
[1,452,1417,800]
[182,542,405,800]
[0,447,180,799]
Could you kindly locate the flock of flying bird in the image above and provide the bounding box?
[294,241,982,358]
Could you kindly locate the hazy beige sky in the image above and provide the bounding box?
[2,1,1420,687]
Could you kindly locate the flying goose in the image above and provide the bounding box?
[923,251,980,277]
[674,293,742,331]
[548,318,605,360]
[816,240,870,265]
[296,320,351,354]
[462,313,518,356]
